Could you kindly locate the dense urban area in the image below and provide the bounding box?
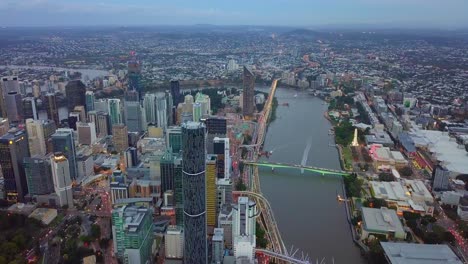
[0,25,467,264]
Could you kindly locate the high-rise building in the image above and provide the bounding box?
[96,111,111,137]
[112,124,129,153]
[170,81,181,106]
[233,197,257,261]
[212,228,225,264]
[51,153,73,207]
[68,111,80,130]
[143,93,157,125]
[218,206,233,249]
[165,225,184,260]
[1,76,19,95]
[166,126,182,154]
[204,117,227,154]
[45,93,60,126]
[193,102,202,122]
[0,118,9,137]
[124,147,138,169]
[26,119,47,156]
[166,90,174,126]
[206,155,217,229]
[156,92,168,130]
[108,99,122,126]
[65,80,86,111]
[182,121,207,264]
[77,122,97,145]
[217,178,233,211]
[242,66,255,117]
[22,97,38,120]
[5,92,22,123]
[85,91,95,113]
[433,165,451,191]
[195,92,211,117]
[42,119,57,154]
[112,205,154,264]
[94,99,108,113]
[24,155,54,196]
[124,91,142,133]
[161,150,175,195]
[214,137,231,179]
[52,128,78,180]
[0,129,30,201]
[128,60,142,96]
[174,157,183,226]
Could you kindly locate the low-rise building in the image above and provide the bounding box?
[380,242,462,264]
[360,207,406,240]
[368,144,408,170]
[28,208,58,225]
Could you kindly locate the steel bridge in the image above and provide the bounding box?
[242,161,350,176]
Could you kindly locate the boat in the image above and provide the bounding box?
[294,93,298,98]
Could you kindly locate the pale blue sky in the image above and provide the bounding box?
[1,0,467,28]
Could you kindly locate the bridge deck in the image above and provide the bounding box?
[243,161,350,176]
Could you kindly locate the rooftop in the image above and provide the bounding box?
[380,242,462,264]
[361,207,405,234]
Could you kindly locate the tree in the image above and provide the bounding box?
[235,178,247,191]
[91,224,101,240]
[378,173,395,182]
[398,166,413,177]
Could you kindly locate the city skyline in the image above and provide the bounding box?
[1,0,468,28]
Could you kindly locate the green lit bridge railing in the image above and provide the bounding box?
[242,160,350,176]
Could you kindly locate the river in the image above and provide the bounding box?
[258,87,365,263]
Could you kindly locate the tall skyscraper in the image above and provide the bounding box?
[205,117,227,154]
[5,92,23,123]
[143,93,157,125]
[193,102,202,122]
[166,126,182,154]
[170,80,181,106]
[96,111,111,137]
[112,124,129,152]
[161,150,175,195]
[50,153,73,207]
[77,122,97,145]
[65,80,86,111]
[112,205,154,264]
[156,92,168,130]
[108,99,122,126]
[165,225,184,260]
[212,228,225,264]
[128,58,142,96]
[0,76,19,118]
[0,128,30,201]
[52,128,78,180]
[1,76,19,95]
[166,90,174,126]
[182,121,207,264]
[26,119,47,156]
[214,137,231,179]
[45,93,60,126]
[233,197,257,261]
[242,66,255,117]
[22,97,38,120]
[24,155,54,196]
[206,155,217,228]
[195,92,211,117]
[94,99,108,113]
[124,91,142,133]
[174,157,183,226]
[0,118,9,137]
[85,91,95,113]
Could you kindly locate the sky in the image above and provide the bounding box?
[1,0,467,28]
